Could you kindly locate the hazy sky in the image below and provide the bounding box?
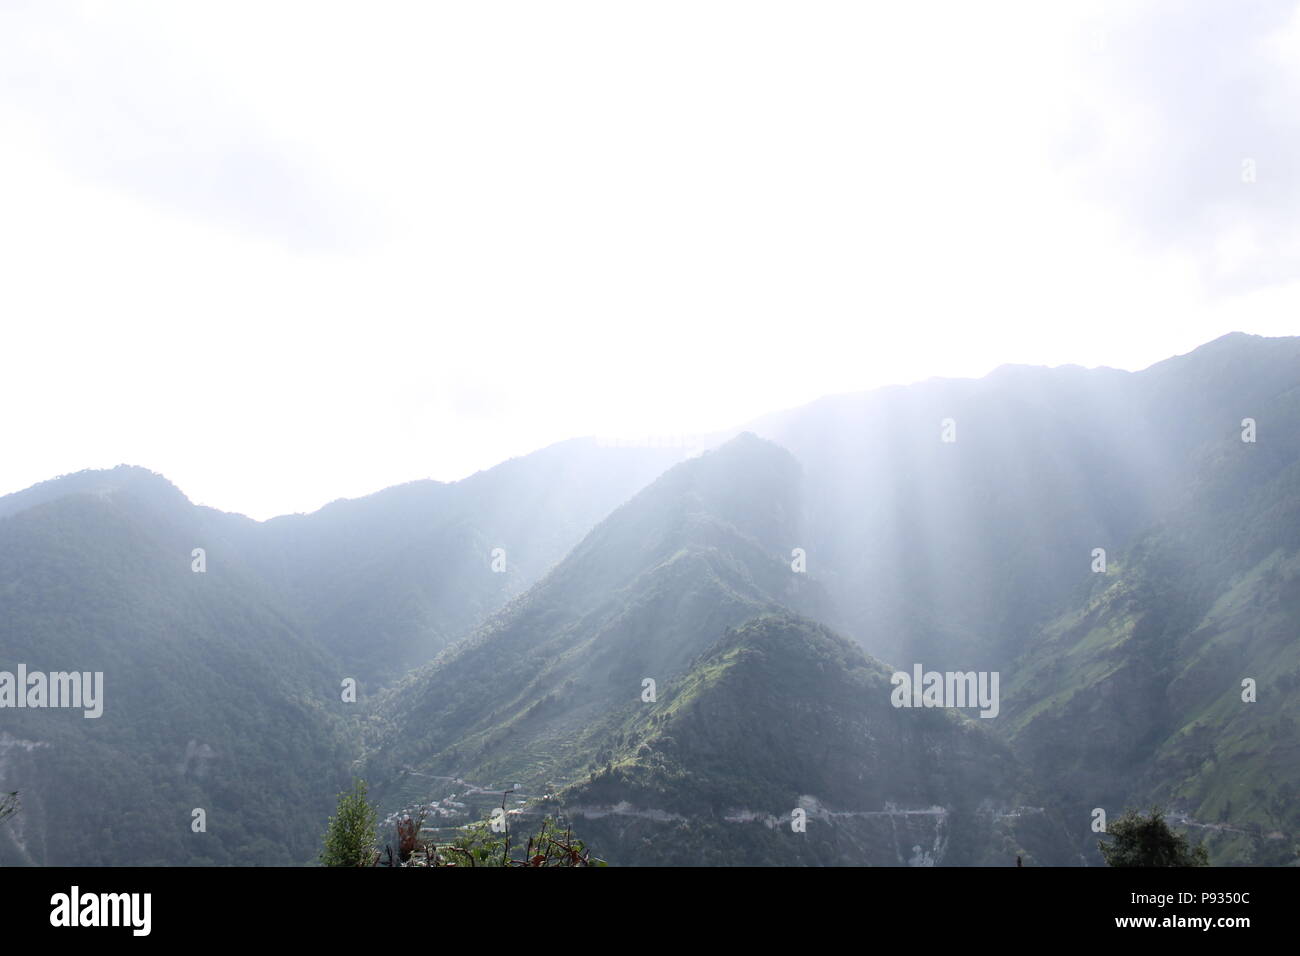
[2,0,1298,519]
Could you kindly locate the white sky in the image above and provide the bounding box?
[2,0,1299,519]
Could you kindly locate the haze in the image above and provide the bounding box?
[2,0,1298,519]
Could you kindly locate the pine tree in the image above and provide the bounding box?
[320,779,378,867]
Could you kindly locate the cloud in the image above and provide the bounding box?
[1061,0,1300,292]
[1,1,1297,519]
[0,1,379,251]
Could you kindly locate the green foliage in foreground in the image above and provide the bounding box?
[410,816,605,867]
[1099,807,1210,867]
[320,780,379,867]
[322,779,602,866]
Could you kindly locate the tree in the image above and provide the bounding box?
[320,779,379,867]
[0,792,17,828]
[1099,807,1210,867]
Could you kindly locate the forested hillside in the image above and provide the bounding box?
[1005,357,1300,864]
[0,467,354,865]
[2,333,1297,866]
[365,435,1078,865]
[0,441,685,865]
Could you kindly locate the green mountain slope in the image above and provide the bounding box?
[365,434,822,794]
[748,332,1300,672]
[0,440,687,865]
[550,613,1075,866]
[367,435,1076,865]
[226,438,691,685]
[3,332,1297,866]
[0,467,356,865]
[1004,371,1300,865]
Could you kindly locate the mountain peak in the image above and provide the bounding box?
[0,464,189,520]
[638,430,802,556]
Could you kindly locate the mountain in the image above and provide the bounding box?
[369,333,1300,865]
[550,612,1075,866]
[3,332,1298,866]
[746,332,1300,669]
[734,332,1300,863]
[0,440,688,865]
[0,466,355,865]
[364,434,822,792]
[366,435,1076,865]
[1004,348,1300,864]
[224,438,691,684]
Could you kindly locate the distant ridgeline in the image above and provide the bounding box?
[1,332,1296,865]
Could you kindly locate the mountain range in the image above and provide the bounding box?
[1,331,1296,866]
